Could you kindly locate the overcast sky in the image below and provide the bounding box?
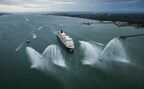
[0,0,144,12]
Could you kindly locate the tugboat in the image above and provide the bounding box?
[57,30,74,52]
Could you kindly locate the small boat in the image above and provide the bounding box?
[57,30,74,52]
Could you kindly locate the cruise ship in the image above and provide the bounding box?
[57,30,74,52]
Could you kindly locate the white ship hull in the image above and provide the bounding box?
[57,31,74,52]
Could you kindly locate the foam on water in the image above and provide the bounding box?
[38,26,44,30]
[79,41,103,65]
[100,37,130,63]
[26,45,66,72]
[15,43,24,52]
[31,32,37,39]
[25,17,29,21]
[59,24,65,27]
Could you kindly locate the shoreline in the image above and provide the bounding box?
[43,12,144,28]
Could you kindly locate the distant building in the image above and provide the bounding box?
[114,22,129,27]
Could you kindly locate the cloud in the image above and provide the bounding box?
[0,0,141,5]
[0,0,143,12]
[0,4,46,12]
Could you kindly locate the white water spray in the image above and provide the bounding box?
[79,41,103,65]
[26,47,45,70]
[100,38,130,63]
[26,45,66,72]
[42,45,66,67]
